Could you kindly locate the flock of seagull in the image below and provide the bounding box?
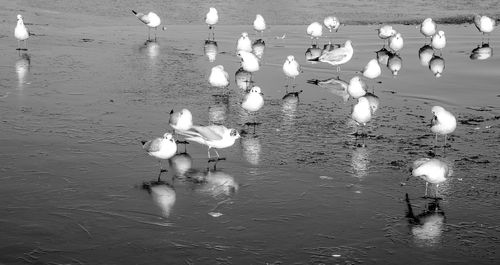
[13,9,496,198]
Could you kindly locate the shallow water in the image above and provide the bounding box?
[1,2,500,265]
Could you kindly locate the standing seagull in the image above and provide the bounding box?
[237,50,260,73]
[351,96,372,136]
[253,14,266,37]
[431,106,456,147]
[306,22,323,45]
[431,30,446,54]
[376,25,396,46]
[473,14,496,41]
[283,55,301,89]
[169,108,193,150]
[132,10,161,41]
[14,14,29,51]
[347,76,367,99]
[142,133,177,181]
[178,125,241,163]
[361,58,382,82]
[324,16,341,32]
[209,65,230,90]
[318,40,354,72]
[237,32,253,52]
[419,18,437,40]
[241,86,265,130]
[205,7,218,40]
[410,158,449,198]
[388,32,404,53]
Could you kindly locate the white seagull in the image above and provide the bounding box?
[237,50,260,72]
[237,32,253,53]
[431,30,446,53]
[307,22,323,44]
[209,65,230,89]
[351,96,372,136]
[377,25,396,42]
[410,158,449,198]
[132,10,161,41]
[388,32,404,53]
[241,86,265,129]
[283,55,301,88]
[142,133,178,178]
[178,125,241,161]
[324,16,341,32]
[473,14,496,38]
[361,58,382,80]
[169,108,193,133]
[14,14,29,51]
[205,7,219,39]
[431,106,457,147]
[318,40,354,72]
[347,76,367,99]
[253,14,266,36]
[419,18,437,39]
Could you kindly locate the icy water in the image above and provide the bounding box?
[1,1,500,264]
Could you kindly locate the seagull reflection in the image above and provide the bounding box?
[235,67,253,91]
[307,77,349,102]
[208,95,229,125]
[169,152,193,178]
[470,42,493,60]
[190,169,239,198]
[252,39,265,60]
[142,181,176,218]
[204,39,218,62]
[376,47,391,66]
[429,54,445,78]
[305,44,322,63]
[418,44,434,67]
[351,144,370,178]
[241,135,261,165]
[16,53,30,89]
[281,90,302,128]
[139,40,160,59]
[405,193,445,247]
[387,52,402,76]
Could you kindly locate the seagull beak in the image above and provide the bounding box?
[170,109,174,114]
[260,92,264,95]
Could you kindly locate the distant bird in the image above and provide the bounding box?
[387,52,403,76]
[410,158,449,198]
[431,30,446,53]
[347,76,367,99]
[132,10,161,41]
[418,44,434,66]
[209,65,230,89]
[431,106,457,147]
[324,16,341,32]
[237,32,252,52]
[473,14,496,39]
[241,86,265,128]
[14,14,29,51]
[178,125,241,161]
[429,55,445,77]
[376,25,396,45]
[142,133,177,179]
[306,22,323,44]
[388,32,404,53]
[205,7,219,40]
[318,40,354,72]
[351,96,372,136]
[283,55,301,88]
[419,18,437,39]
[253,14,266,36]
[237,50,260,72]
[361,58,382,80]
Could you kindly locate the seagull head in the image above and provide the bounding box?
[17,14,23,20]
[229,129,241,139]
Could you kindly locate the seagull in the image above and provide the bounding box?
[429,55,445,78]
[209,65,230,90]
[473,14,496,40]
[347,76,367,99]
[283,55,301,89]
[431,30,446,54]
[351,96,372,136]
[376,25,396,46]
[387,52,402,76]
[324,16,341,32]
[306,77,349,101]
[169,108,193,150]
[361,58,382,80]
[178,125,241,162]
[253,14,266,36]
[306,22,323,45]
[205,7,218,40]
[237,50,260,72]
[318,40,354,72]
[14,14,29,51]
[132,10,161,41]
[410,158,449,198]
[431,106,456,147]
[141,133,177,180]
[237,32,253,53]
[419,18,437,39]
[388,32,404,53]
[241,86,265,129]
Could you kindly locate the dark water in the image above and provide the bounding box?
[1,2,500,264]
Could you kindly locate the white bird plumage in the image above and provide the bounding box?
[205,7,218,39]
[362,58,382,80]
[283,55,301,86]
[253,14,266,35]
[142,133,178,176]
[318,40,354,72]
[347,76,367,99]
[474,14,496,35]
[307,22,323,44]
[323,16,340,32]
[352,96,372,135]
[169,108,193,133]
[237,32,252,53]
[431,106,456,146]
[431,30,446,52]
[237,50,260,72]
[178,125,241,160]
[388,32,404,53]
[209,65,230,88]
[15,14,29,50]
[132,10,161,41]
[411,158,449,197]
[242,86,264,112]
[420,18,437,38]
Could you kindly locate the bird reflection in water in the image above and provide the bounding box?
[252,39,265,60]
[351,144,370,179]
[387,52,402,76]
[190,169,239,198]
[280,90,302,134]
[142,180,176,218]
[169,152,193,178]
[139,40,160,59]
[418,44,434,67]
[429,54,445,78]
[306,77,349,102]
[376,47,391,66]
[305,44,322,63]
[16,53,30,90]
[405,193,445,247]
[204,39,218,62]
[208,95,229,125]
[235,67,253,92]
[241,135,261,165]
[470,42,493,60]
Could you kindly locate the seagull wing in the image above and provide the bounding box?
[137,13,150,24]
[192,125,226,141]
[319,48,348,63]
[143,138,161,152]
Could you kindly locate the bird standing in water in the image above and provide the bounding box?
[14,14,29,51]
[132,10,161,41]
[142,133,177,181]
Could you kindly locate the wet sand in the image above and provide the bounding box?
[1,3,500,265]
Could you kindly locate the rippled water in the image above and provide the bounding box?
[1,1,500,264]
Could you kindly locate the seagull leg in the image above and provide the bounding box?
[425,182,428,197]
[435,184,439,198]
